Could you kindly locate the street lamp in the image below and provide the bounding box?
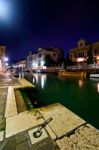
[5,63,8,66]
[4,57,9,62]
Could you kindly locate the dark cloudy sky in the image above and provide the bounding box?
[0,0,99,61]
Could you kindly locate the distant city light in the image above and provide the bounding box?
[4,57,9,61]
[96,56,99,60]
[76,57,85,62]
[41,60,45,66]
[35,63,38,67]
[13,65,17,68]
[43,66,46,69]
[5,63,8,66]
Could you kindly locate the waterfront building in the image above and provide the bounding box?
[9,60,26,73]
[0,45,6,72]
[27,47,64,69]
[69,38,99,64]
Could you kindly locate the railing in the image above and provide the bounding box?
[67,64,99,70]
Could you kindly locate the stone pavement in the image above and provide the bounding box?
[56,124,99,150]
[0,73,20,87]
[0,129,59,150]
[0,88,7,131]
[0,73,99,150]
[0,73,21,147]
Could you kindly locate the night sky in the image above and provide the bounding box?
[0,0,99,61]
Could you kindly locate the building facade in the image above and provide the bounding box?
[69,38,99,64]
[27,47,64,69]
[0,45,6,72]
[10,60,26,70]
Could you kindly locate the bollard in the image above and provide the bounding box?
[33,117,53,138]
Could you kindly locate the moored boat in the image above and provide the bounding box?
[58,71,86,78]
[90,73,99,78]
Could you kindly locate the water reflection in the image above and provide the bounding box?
[78,79,84,88]
[97,83,99,93]
[25,73,99,128]
[33,74,47,89]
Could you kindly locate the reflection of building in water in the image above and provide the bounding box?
[41,74,46,89]
[78,79,83,88]
[97,83,99,93]
[33,74,46,89]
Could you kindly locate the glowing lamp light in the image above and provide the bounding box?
[43,66,46,69]
[76,57,85,62]
[96,56,99,60]
[35,63,38,67]
[5,63,8,66]
[4,57,9,61]
[41,60,45,66]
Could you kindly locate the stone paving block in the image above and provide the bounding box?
[28,128,48,145]
[76,124,99,147]
[39,103,86,138]
[0,138,9,150]
[45,125,56,140]
[6,111,44,138]
[18,79,35,88]
[56,137,76,150]
[3,136,16,150]
[5,86,18,118]
[16,140,31,150]
[0,115,5,130]
[0,88,7,116]
[57,123,99,150]
[0,106,5,114]
[31,137,58,150]
[0,96,6,106]
[0,131,4,142]
[15,131,29,144]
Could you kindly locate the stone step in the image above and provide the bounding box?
[15,89,27,113]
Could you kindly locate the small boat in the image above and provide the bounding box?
[58,71,86,78]
[90,78,99,82]
[90,73,99,78]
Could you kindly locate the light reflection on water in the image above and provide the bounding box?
[25,72,99,128]
[78,79,84,88]
[33,74,47,89]
[97,83,99,93]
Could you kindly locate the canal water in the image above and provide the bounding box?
[25,73,99,129]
